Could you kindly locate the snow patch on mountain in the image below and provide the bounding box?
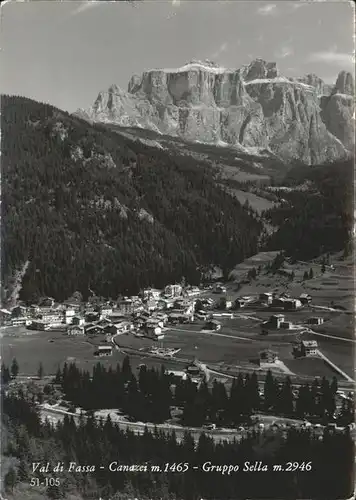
[244,77,314,90]
[154,59,231,75]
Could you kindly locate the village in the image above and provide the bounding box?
[1,277,353,384]
[2,276,355,442]
[1,249,355,459]
[2,284,321,348]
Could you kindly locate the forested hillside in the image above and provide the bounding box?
[2,368,354,500]
[1,95,262,302]
[262,159,354,259]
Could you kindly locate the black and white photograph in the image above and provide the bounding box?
[0,1,355,499]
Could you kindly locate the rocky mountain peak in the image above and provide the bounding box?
[295,73,332,95]
[318,71,355,151]
[333,70,354,96]
[128,74,143,93]
[107,83,126,95]
[240,59,279,81]
[78,58,354,165]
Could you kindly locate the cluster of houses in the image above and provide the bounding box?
[214,291,313,312]
[2,285,324,357]
[1,297,69,329]
[257,292,312,311]
[166,360,205,385]
[255,287,323,359]
[259,340,319,363]
[259,303,324,334]
[1,284,211,342]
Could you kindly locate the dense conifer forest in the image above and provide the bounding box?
[2,387,354,500]
[43,360,353,428]
[1,95,262,303]
[2,359,354,499]
[263,159,353,259]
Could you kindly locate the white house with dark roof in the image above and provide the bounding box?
[29,320,50,331]
[113,320,133,334]
[259,292,273,305]
[143,288,162,300]
[308,317,324,326]
[300,293,312,305]
[85,324,105,335]
[64,308,76,325]
[301,340,318,357]
[72,316,85,326]
[68,325,85,336]
[165,284,182,298]
[96,345,112,357]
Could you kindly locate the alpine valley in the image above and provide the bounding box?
[1,59,354,304]
[1,57,355,500]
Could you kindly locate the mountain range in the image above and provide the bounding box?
[76,58,355,165]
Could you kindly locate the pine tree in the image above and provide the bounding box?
[46,483,63,499]
[17,458,30,481]
[54,366,62,384]
[296,386,307,418]
[303,271,309,280]
[211,380,228,422]
[279,376,294,416]
[194,299,203,313]
[182,430,195,455]
[11,358,19,378]
[330,377,338,396]
[321,377,336,420]
[229,373,245,423]
[194,380,210,426]
[1,363,11,384]
[37,362,44,379]
[271,252,285,273]
[4,467,17,493]
[264,370,277,411]
[249,372,261,411]
[122,356,132,381]
[309,268,314,279]
[218,297,227,310]
[247,267,257,280]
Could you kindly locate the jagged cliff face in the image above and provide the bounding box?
[78,59,354,164]
[319,70,355,151]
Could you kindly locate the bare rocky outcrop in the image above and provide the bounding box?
[320,92,354,151]
[319,71,355,151]
[294,73,333,96]
[137,208,154,224]
[77,59,354,164]
[333,70,354,96]
[51,121,68,141]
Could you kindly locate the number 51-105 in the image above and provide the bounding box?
[30,477,61,487]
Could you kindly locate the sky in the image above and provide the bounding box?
[0,0,354,112]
